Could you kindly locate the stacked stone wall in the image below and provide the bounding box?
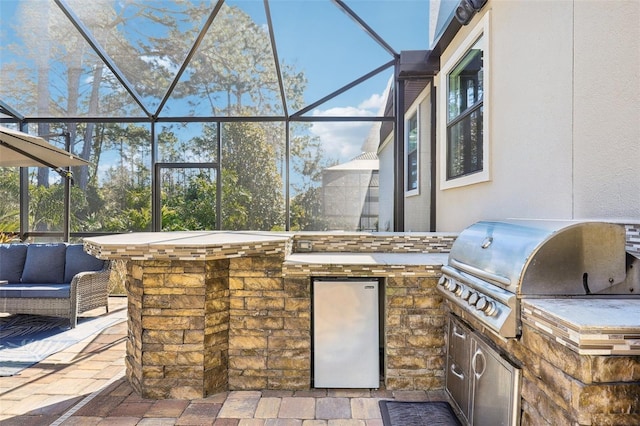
[204,259,231,394]
[125,260,143,396]
[125,259,225,399]
[228,254,311,390]
[385,275,445,390]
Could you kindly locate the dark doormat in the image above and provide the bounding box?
[379,400,462,426]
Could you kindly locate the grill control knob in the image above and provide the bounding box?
[468,292,479,306]
[452,284,463,296]
[461,288,471,300]
[438,276,448,287]
[475,297,487,311]
[476,297,497,316]
[445,279,457,292]
[483,301,497,316]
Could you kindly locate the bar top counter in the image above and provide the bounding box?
[84,230,455,264]
[84,231,293,261]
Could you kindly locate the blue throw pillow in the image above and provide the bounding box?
[0,244,28,284]
[21,243,67,284]
[64,244,105,283]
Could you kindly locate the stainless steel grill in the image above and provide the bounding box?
[438,219,639,338]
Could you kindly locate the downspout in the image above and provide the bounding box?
[429,77,437,232]
[393,68,405,232]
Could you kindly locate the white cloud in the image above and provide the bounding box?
[309,86,389,162]
[358,92,386,112]
[310,120,373,161]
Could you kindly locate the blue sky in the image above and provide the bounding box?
[0,0,431,163]
[264,0,431,160]
[164,0,431,161]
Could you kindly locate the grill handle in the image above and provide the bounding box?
[449,258,512,287]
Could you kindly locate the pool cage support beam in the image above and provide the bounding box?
[393,50,440,232]
[5,1,431,236]
[14,127,73,242]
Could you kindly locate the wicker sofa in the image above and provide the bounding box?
[0,243,110,328]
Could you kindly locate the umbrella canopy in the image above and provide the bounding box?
[0,126,90,170]
[0,126,92,241]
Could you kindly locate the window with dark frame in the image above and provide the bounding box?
[446,35,484,180]
[407,112,418,191]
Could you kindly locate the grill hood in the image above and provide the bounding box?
[448,219,628,296]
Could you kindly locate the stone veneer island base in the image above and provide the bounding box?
[84,231,454,399]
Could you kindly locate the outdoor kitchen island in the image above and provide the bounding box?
[83,228,640,425]
[83,231,454,399]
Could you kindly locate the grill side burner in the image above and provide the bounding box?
[438,219,636,338]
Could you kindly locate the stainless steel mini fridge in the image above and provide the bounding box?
[312,279,379,388]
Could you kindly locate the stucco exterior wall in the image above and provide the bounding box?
[405,89,432,231]
[572,1,640,220]
[434,0,639,232]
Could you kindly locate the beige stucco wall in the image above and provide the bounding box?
[378,86,434,232]
[435,0,640,232]
[405,88,432,231]
[573,1,640,220]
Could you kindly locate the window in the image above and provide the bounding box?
[440,13,489,189]
[406,112,419,192]
[447,36,483,179]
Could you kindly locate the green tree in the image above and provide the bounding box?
[98,123,152,232]
[0,169,21,234]
[222,121,284,230]
[289,122,333,231]
[0,1,325,234]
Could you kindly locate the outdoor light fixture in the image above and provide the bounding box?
[455,0,488,25]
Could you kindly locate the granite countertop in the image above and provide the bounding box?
[84,231,292,260]
[84,231,292,246]
[84,231,452,265]
[522,298,640,355]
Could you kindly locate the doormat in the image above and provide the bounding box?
[379,400,462,426]
[0,310,125,377]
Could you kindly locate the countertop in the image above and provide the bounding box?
[84,231,292,260]
[285,252,449,266]
[84,231,452,264]
[522,298,640,355]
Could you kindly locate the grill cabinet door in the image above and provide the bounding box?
[446,316,472,423]
[470,336,521,426]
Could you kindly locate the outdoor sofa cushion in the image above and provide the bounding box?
[64,244,105,283]
[0,244,28,283]
[21,243,67,284]
[0,283,70,299]
[0,242,110,328]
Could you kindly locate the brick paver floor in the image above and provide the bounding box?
[0,296,451,425]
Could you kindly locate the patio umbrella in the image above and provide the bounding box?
[0,126,91,242]
[0,126,90,172]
